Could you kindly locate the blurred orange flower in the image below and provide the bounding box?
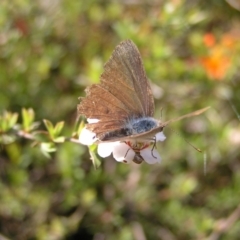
[201,55,231,80]
[203,33,215,47]
[200,32,237,81]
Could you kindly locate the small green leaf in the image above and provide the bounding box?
[43,119,54,137]
[77,120,85,136]
[8,112,19,128]
[0,111,19,132]
[89,144,97,152]
[41,142,56,152]
[53,121,65,137]
[22,108,35,132]
[43,120,65,139]
[53,136,65,143]
[89,144,101,169]
[40,142,56,158]
[30,121,41,131]
[0,112,7,131]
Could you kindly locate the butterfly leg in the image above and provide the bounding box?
[151,136,157,159]
[124,148,131,158]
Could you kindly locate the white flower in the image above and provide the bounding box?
[79,127,97,145]
[98,141,135,163]
[140,147,161,164]
[87,118,99,124]
[156,131,166,142]
[79,123,166,164]
[79,118,99,145]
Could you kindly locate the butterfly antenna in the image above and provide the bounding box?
[182,136,202,152]
[166,126,202,152]
[158,106,210,152]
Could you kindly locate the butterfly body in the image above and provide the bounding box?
[126,117,158,134]
[98,117,158,141]
[132,152,144,164]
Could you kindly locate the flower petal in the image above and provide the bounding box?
[79,127,97,145]
[98,142,116,158]
[140,147,161,164]
[87,118,99,124]
[156,132,166,142]
[112,142,135,164]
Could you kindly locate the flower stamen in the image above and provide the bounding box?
[125,141,150,152]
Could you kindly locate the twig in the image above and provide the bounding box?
[1,129,83,145]
[206,203,240,240]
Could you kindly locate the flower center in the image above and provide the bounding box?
[125,141,150,152]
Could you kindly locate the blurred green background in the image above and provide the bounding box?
[1,0,240,239]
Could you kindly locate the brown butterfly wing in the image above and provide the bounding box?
[78,40,154,136]
[100,40,154,117]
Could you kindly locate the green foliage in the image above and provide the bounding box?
[1,0,240,240]
[0,111,18,132]
[21,108,38,132]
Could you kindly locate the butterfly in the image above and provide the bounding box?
[77,40,209,164]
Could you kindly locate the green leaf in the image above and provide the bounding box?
[53,136,65,143]
[0,112,8,132]
[22,108,35,132]
[43,120,65,140]
[30,122,41,131]
[0,111,19,132]
[8,112,19,129]
[78,120,85,134]
[53,121,64,137]
[40,142,57,158]
[41,142,56,152]
[89,144,101,169]
[43,119,54,137]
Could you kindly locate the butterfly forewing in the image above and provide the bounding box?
[102,40,154,117]
[79,84,130,120]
